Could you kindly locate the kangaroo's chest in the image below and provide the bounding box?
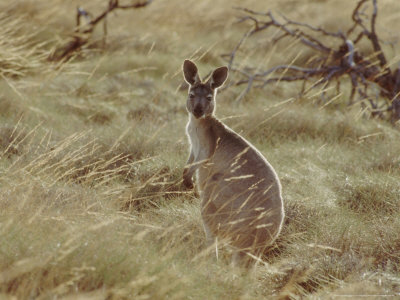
[187,122,211,161]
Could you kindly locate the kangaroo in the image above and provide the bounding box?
[182,60,284,265]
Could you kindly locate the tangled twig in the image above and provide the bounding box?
[49,0,152,61]
[224,0,400,122]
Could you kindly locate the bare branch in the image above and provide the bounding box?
[369,0,388,68]
[345,40,356,67]
[347,0,369,37]
[278,13,346,41]
[117,0,153,9]
[226,0,400,121]
[223,28,253,69]
[234,7,332,53]
[50,0,152,61]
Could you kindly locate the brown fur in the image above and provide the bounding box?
[182,60,284,264]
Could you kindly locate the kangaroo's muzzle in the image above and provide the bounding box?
[193,106,204,118]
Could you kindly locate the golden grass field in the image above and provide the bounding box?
[0,0,399,299]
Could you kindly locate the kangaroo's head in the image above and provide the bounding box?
[183,60,228,119]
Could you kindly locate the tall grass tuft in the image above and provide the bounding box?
[0,13,48,79]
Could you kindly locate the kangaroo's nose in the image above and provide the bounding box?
[193,106,203,117]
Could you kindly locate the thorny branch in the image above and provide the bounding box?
[49,0,152,61]
[224,0,400,122]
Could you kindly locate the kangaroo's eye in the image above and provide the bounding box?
[206,95,213,101]
[189,94,195,99]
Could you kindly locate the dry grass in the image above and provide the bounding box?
[0,0,399,299]
[0,11,50,79]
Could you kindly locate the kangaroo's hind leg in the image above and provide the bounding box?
[202,220,216,246]
[201,191,220,260]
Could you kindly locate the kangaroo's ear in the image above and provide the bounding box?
[208,66,228,90]
[183,60,200,85]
